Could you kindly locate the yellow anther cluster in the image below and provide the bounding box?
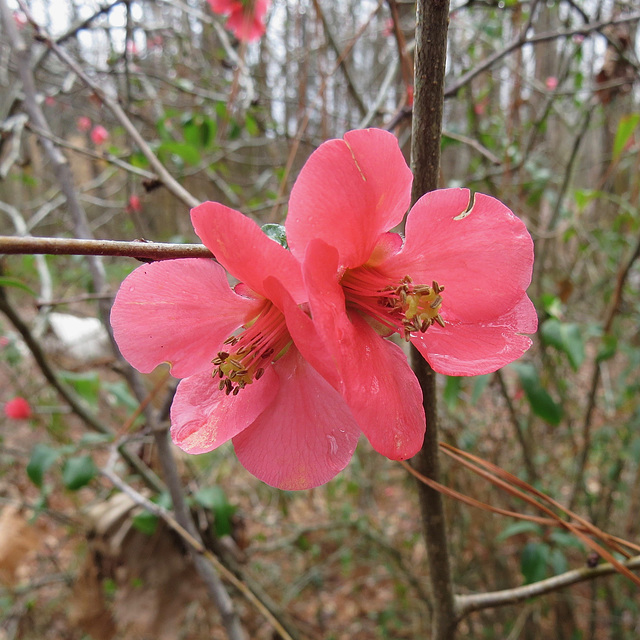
[381,276,445,341]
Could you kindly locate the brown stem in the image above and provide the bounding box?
[409,2,457,639]
[0,236,213,261]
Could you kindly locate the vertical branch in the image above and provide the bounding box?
[409,2,457,640]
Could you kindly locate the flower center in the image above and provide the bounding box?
[212,301,291,395]
[341,268,445,341]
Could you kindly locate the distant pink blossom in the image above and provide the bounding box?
[546,76,559,91]
[126,40,138,56]
[45,96,56,107]
[0,336,9,348]
[4,397,32,420]
[90,125,109,145]
[13,11,27,29]
[127,195,142,213]
[383,18,394,38]
[149,34,164,49]
[207,0,270,42]
[77,116,92,132]
[111,204,360,490]
[282,129,537,459]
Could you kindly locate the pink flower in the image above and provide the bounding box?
[111,205,360,490]
[545,76,559,91]
[282,129,537,459]
[4,397,32,420]
[45,96,56,107]
[207,0,270,42]
[77,116,92,132]
[126,195,142,213]
[90,125,109,145]
[13,11,27,29]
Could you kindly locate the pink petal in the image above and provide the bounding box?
[384,189,534,322]
[170,366,279,454]
[111,258,262,378]
[302,240,425,459]
[233,347,360,489]
[226,7,266,42]
[286,129,413,268]
[191,202,305,303]
[207,0,238,14]
[412,295,538,376]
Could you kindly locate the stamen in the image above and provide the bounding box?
[341,266,447,341]
[212,301,291,395]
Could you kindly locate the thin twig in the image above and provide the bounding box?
[0,236,213,260]
[455,555,640,618]
[102,457,297,640]
[17,1,199,209]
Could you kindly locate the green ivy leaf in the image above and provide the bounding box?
[62,455,98,490]
[261,223,289,249]
[27,444,60,488]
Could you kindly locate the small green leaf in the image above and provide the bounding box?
[194,486,236,537]
[132,511,159,535]
[497,521,542,542]
[520,541,549,584]
[157,142,201,166]
[261,223,289,249]
[27,444,60,488]
[0,277,37,297]
[548,547,568,575]
[59,371,100,405]
[62,455,97,490]
[511,362,563,425]
[596,334,617,362]
[541,319,585,370]
[443,376,462,410]
[613,113,640,161]
[471,374,491,404]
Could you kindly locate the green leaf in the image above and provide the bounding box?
[548,547,568,575]
[520,541,549,584]
[540,319,585,370]
[27,444,60,488]
[0,277,37,297]
[613,113,640,161]
[194,486,236,537]
[62,455,97,490]
[597,334,617,362]
[59,371,100,406]
[261,223,289,249]
[497,521,542,542]
[157,142,201,166]
[132,511,159,535]
[511,362,563,425]
[471,374,491,404]
[443,376,463,411]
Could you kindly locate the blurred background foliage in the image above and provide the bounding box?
[1,0,640,638]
